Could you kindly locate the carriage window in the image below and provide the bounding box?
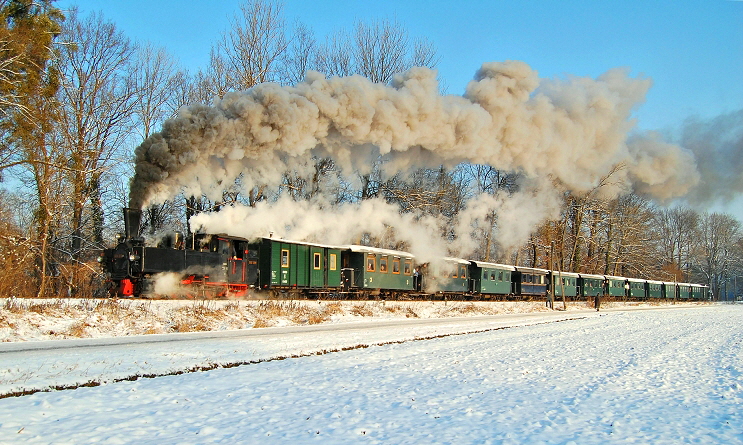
[490,272,496,281]
[460,266,467,279]
[392,258,400,274]
[380,256,388,273]
[404,259,412,275]
[281,249,290,268]
[452,268,458,278]
[367,254,376,272]
[329,254,337,271]
[498,271,504,281]
[313,252,322,270]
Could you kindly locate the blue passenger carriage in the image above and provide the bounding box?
[515,267,549,298]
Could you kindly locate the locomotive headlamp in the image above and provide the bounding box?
[129,254,140,262]
[97,256,103,263]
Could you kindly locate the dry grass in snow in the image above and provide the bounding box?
[0,297,704,342]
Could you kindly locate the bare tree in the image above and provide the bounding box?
[353,19,408,84]
[315,30,353,78]
[411,37,439,69]
[281,157,336,201]
[129,43,187,235]
[601,194,656,277]
[131,43,183,140]
[57,10,137,266]
[653,206,700,281]
[218,0,289,91]
[695,212,741,300]
[283,22,316,85]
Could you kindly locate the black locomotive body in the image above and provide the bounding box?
[100,208,258,297]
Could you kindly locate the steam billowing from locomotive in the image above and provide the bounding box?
[129,61,703,258]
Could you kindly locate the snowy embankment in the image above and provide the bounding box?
[0,305,740,444]
[0,297,686,342]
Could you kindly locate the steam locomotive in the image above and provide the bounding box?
[100,208,709,301]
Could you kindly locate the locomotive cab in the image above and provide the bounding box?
[100,208,259,298]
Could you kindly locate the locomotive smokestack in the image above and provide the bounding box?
[123,207,142,239]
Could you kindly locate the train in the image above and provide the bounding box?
[100,208,710,302]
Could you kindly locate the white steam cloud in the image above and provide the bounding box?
[680,110,743,205]
[130,60,707,259]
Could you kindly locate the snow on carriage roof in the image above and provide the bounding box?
[209,234,343,250]
[604,275,627,281]
[551,270,580,278]
[579,273,606,280]
[442,257,471,265]
[346,245,415,258]
[471,261,516,270]
[514,266,550,274]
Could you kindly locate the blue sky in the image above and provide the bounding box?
[56,0,743,216]
[57,0,742,131]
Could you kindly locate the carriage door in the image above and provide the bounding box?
[310,247,324,288]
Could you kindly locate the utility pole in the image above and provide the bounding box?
[548,242,554,310]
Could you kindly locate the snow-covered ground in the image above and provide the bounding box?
[1,304,741,444]
[0,298,562,342]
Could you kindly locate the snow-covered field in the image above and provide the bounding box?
[1,304,741,444]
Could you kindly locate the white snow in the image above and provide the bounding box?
[0,304,741,444]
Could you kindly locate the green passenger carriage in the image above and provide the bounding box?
[661,282,676,299]
[677,283,691,300]
[551,271,578,299]
[690,284,708,300]
[342,245,414,295]
[579,273,605,298]
[606,276,628,298]
[646,280,663,299]
[470,261,515,296]
[428,258,470,294]
[627,278,646,299]
[256,238,341,295]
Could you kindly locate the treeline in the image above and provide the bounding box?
[0,0,740,299]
